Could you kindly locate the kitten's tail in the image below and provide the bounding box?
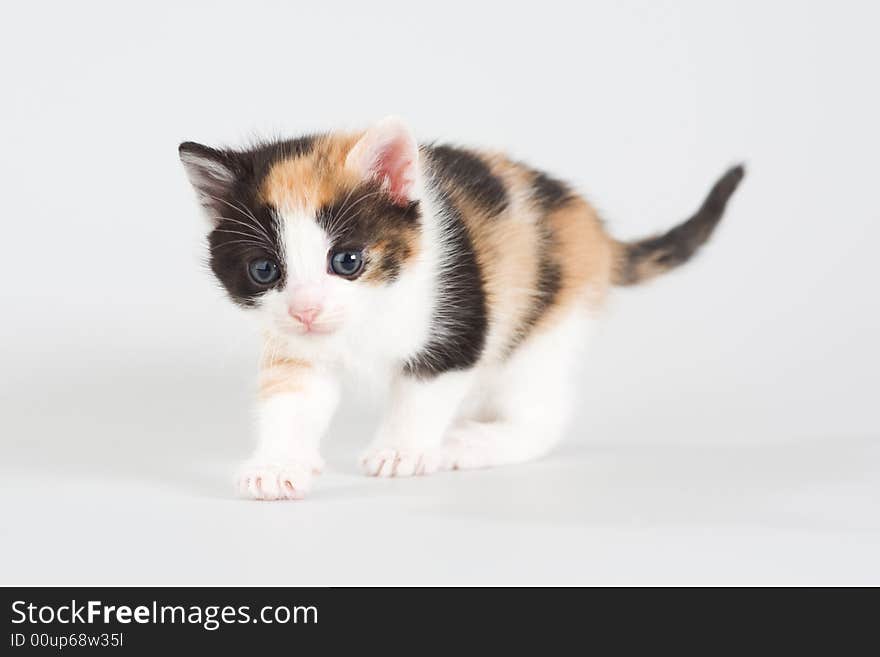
[611,165,745,286]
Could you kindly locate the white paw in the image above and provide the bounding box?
[440,424,500,471]
[360,446,442,477]
[236,459,323,500]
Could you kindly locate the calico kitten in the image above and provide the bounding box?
[179,117,744,500]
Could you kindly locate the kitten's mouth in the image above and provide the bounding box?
[278,321,337,337]
[300,325,336,336]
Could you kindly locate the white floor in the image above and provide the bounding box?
[2,347,878,586]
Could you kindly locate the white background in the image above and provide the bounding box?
[1,1,878,584]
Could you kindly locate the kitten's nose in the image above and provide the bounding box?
[290,307,320,327]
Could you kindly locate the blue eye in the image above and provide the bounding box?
[248,258,280,285]
[329,250,364,278]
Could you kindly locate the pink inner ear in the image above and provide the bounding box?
[349,121,419,205]
[374,140,415,205]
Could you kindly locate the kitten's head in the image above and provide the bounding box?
[179,118,423,347]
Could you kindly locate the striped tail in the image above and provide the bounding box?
[613,165,745,286]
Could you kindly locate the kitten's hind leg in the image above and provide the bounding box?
[440,311,590,471]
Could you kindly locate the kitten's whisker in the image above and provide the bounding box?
[258,336,272,370]
[210,239,277,253]
[336,184,359,217]
[328,190,386,239]
[206,195,274,243]
[205,193,253,221]
[327,184,361,235]
[212,228,273,245]
[264,337,274,370]
[335,189,385,226]
[232,198,261,224]
[212,215,274,244]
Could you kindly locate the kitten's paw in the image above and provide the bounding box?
[440,425,500,471]
[360,446,442,478]
[236,460,322,500]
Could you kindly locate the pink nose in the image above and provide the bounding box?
[290,307,320,327]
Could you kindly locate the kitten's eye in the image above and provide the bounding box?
[248,258,280,285]
[329,250,365,279]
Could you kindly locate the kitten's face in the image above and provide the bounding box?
[180,119,423,348]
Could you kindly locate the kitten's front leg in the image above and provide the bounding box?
[361,371,473,477]
[237,357,340,500]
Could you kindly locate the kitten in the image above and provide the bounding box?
[179,117,744,500]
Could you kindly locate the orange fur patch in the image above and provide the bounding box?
[259,134,362,211]
[538,198,613,326]
[258,349,312,400]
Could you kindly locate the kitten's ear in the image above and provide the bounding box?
[179,142,241,222]
[345,116,421,204]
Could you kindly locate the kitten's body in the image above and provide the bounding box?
[180,118,744,499]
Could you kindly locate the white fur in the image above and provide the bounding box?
[236,365,339,500]
[362,307,592,478]
[442,308,593,470]
[360,369,476,476]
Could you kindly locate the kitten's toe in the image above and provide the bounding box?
[360,447,441,478]
[360,447,397,477]
[235,462,316,500]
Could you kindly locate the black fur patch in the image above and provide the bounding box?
[530,169,573,211]
[180,137,318,306]
[506,226,562,351]
[423,144,509,216]
[315,181,421,283]
[404,190,488,378]
[207,203,285,307]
